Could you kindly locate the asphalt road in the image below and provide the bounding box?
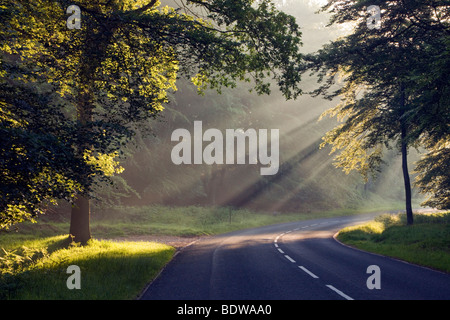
[140,213,450,300]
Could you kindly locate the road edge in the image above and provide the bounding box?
[332,230,450,276]
[135,237,206,300]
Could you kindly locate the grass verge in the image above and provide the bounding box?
[0,235,174,300]
[336,211,450,273]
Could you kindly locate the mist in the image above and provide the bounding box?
[93,0,423,214]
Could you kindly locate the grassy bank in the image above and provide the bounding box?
[0,235,174,300]
[336,211,450,273]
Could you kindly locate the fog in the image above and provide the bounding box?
[94,0,423,214]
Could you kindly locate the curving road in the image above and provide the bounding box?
[140,214,450,300]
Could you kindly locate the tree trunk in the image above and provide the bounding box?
[400,84,414,225]
[69,195,91,244]
[401,126,414,225]
[69,86,93,244]
[67,7,120,244]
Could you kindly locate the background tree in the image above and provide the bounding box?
[1,0,304,242]
[0,77,95,229]
[306,0,450,224]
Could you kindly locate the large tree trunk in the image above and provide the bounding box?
[69,87,93,244]
[69,195,91,244]
[67,16,118,243]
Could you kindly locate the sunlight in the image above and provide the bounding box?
[307,0,329,7]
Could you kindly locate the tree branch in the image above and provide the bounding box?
[130,0,158,14]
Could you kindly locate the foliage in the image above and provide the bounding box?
[412,36,450,209]
[0,71,93,229]
[306,0,449,215]
[415,139,450,209]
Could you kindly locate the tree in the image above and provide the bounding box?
[306,0,450,224]
[413,35,450,210]
[1,0,304,242]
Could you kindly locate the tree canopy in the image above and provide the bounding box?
[305,0,450,222]
[0,0,304,235]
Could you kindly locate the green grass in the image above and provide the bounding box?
[4,205,392,241]
[91,204,405,238]
[0,235,174,300]
[337,211,450,273]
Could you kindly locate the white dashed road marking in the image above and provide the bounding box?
[298,266,319,279]
[284,255,296,263]
[326,285,354,300]
[274,222,355,300]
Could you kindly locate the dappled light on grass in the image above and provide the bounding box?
[0,235,175,299]
[337,212,450,273]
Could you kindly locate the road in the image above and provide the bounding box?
[140,214,450,300]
